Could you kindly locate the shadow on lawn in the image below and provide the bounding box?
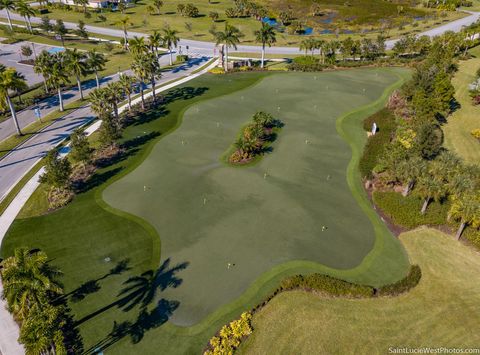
[78,258,188,354]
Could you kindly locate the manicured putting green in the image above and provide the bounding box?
[103,69,408,326]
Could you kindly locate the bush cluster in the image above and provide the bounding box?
[287,56,326,72]
[204,312,253,355]
[372,191,450,228]
[359,108,397,178]
[377,265,422,296]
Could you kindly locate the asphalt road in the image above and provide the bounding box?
[0,9,479,55]
[0,53,210,202]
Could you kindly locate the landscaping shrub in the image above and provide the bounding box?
[287,56,326,72]
[377,265,422,296]
[359,108,397,178]
[462,226,480,250]
[372,191,450,228]
[280,273,375,298]
[204,312,253,355]
[175,54,189,63]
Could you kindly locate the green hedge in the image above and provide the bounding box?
[359,108,397,178]
[373,191,449,228]
[463,227,480,250]
[287,56,327,72]
[377,265,421,296]
[280,273,374,298]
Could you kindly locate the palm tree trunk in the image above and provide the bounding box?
[261,44,265,68]
[225,46,229,72]
[58,88,64,111]
[123,29,128,50]
[421,196,430,214]
[128,93,132,110]
[5,9,13,31]
[402,181,414,197]
[27,17,33,33]
[151,77,156,103]
[76,75,83,100]
[140,86,145,110]
[169,46,173,66]
[42,76,48,92]
[95,71,100,89]
[113,102,119,121]
[6,95,22,135]
[455,221,466,240]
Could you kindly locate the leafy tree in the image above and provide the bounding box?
[104,81,123,121]
[34,50,53,92]
[153,0,163,14]
[70,128,92,166]
[0,0,15,30]
[214,23,243,72]
[255,23,276,68]
[129,36,148,57]
[414,123,443,160]
[148,30,163,58]
[40,149,72,191]
[119,74,135,110]
[209,11,219,22]
[0,247,62,321]
[0,67,27,135]
[74,20,89,40]
[86,49,106,89]
[89,87,111,118]
[99,113,122,147]
[163,27,180,66]
[65,49,88,100]
[21,44,33,58]
[40,16,52,33]
[449,193,480,240]
[53,19,68,47]
[135,52,161,102]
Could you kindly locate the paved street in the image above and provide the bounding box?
[0,9,479,56]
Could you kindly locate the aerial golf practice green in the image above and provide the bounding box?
[103,68,410,326]
[1,68,411,353]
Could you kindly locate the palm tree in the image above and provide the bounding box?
[104,82,123,121]
[449,193,480,240]
[396,156,426,196]
[119,74,135,110]
[47,59,69,111]
[0,68,27,135]
[214,23,243,72]
[65,49,88,100]
[86,49,106,89]
[33,50,52,92]
[129,36,149,57]
[254,23,276,69]
[163,27,180,66]
[0,247,62,321]
[116,16,133,50]
[149,30,163,60]
[132,58,148,110]
[15,0,35,33]
[89,87,111,119]
[300,38,314,56]
[0,0,15,30]
[416,172,446,214]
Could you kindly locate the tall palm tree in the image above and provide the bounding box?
[15,0,35,33]
[162,27,180,66]
[254,23,276,69]
[104,82,123,121]
[65,49,88,100]
[396,156,426,197]
[214,23,243,72]
[131,58,148,110]
[449,193,480,240]
[118,74,135,110]
[47,59,69,111]
[129,36,149,57]
[115,16,133,50]
[89,87,111,119]
[86,49,106,89]
[149,30,163,60]
[416,172,446,214]
[0,247,62,321]
[0,0,15,30]
[0,68,27,135]
[33,50,52,92]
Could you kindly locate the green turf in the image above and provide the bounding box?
[1,69,410,354]
[239,228,480,354]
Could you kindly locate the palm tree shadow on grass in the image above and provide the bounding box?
[76,258,188,353]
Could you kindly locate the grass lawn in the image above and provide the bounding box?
[39,1,463,46]
[239,228,480,354]
[443,46,480,164]
[1,68,409,354]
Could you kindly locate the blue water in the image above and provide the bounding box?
[321,18,333,24]
[303,27,313,35]
[48,47,64,54]
[262,17,278,26]
[319,29,333,34]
